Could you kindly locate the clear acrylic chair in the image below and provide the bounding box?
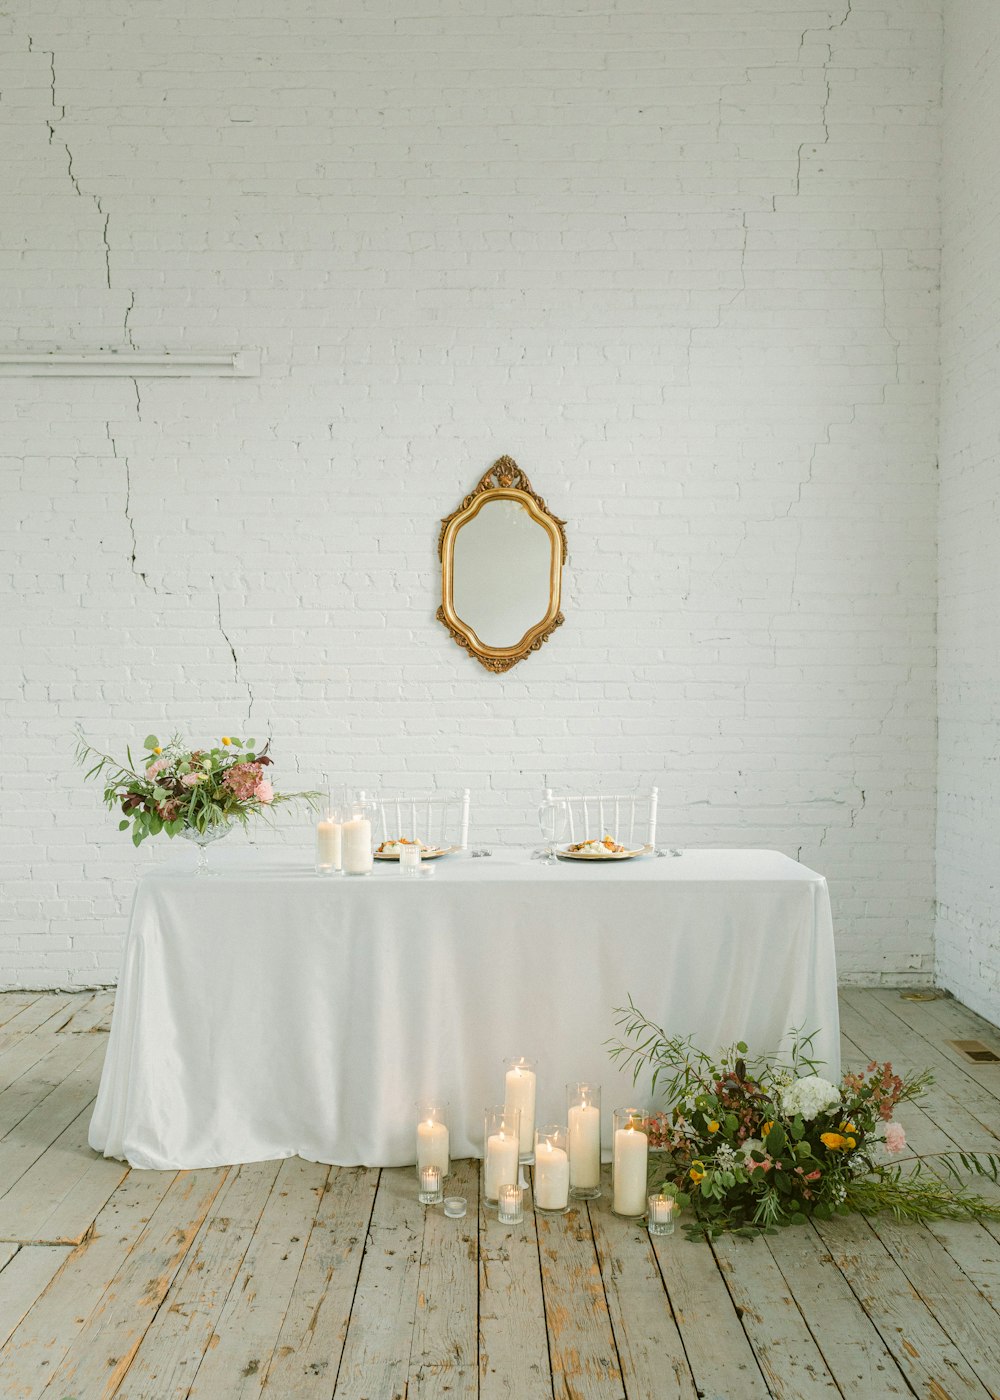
[370,790,472,852]
[547,787,658,850]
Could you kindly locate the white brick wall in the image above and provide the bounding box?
[935,0,1000,1023]
[1,1,941,988]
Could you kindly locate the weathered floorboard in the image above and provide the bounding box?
[261,1164,379,1397]
[408,1155,479,1400]
[0,1246,72,1351]
[0,1104,129,1244]
[478,1165,551,1400]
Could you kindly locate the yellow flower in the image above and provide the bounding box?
[820,1132,847,1151]
[689,1159,706,1184]
[762,1121,774,1138]
[221,736,232,746]
[153,747,162,755]
[839,1121,856,1134]
[707,1120,720,1134]
[845,1136,856,1149]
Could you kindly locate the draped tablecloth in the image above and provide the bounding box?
[90,848,839,1170]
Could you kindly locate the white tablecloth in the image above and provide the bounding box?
[90,848,839,1170]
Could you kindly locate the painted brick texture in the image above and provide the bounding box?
[935,0,1000,1024]
[0,1,940,987]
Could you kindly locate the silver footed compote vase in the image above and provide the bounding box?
[179,821,233,876]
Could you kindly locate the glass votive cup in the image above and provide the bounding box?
[497,1183,523,1225]
[483,1105,521,1206]
[400,844,422,875]
[419,1165,443,1205]
[504,1056,537,1164]
[533,1124,570,1214]
[612,1107,649,1219]
[647,1194,676,1237]
[443,1196,467,1219]
[567,1081,602,1200]
[415,1101,450,1183]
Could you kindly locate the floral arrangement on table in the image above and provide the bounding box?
[609,999,1000,1240]
[75,731,317,845]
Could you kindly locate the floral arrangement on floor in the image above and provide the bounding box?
[609,999,1000,1239]
[75,731,318,845]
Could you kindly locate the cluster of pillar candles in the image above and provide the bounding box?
[413,1058,676,1233]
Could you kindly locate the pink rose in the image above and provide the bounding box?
[254,779,274,804]
[180,772,203,788]
[884,1122,906,1154]
[146,758,168,779]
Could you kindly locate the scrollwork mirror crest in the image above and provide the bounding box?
[437,457,567,673]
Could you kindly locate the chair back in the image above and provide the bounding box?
[371,790,471,851]
[550,787,658,849]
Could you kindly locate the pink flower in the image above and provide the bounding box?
[884,1122,906,1154]
[222,762,263,801]
[180,772,204,788]
[254,779,274,804]
[146,758,168,779]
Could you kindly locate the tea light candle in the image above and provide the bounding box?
[534,1139,570,1211]
[504,1059,536,1160]
[419,1165,443,1204]
[315,819,342,873]
[416,1116,449,1177]
[342,817,373,875]
[613,1116,648,1217]
[647,1194,675,1236]
[568,1100,601,1191]
[485,1129,520,1202]
[497,1183,523,1225]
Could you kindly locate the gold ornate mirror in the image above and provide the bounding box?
[437,457,567,672]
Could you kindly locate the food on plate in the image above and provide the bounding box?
[375,837,430,855]
[566,835,628,855]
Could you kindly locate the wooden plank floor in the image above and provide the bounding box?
[0,989,997,1399]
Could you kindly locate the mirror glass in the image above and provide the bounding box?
[452,499,554,648]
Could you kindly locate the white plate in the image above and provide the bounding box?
[555,843,651,861]
[373,845,457,861]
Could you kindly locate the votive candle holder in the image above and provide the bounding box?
[419,1165,443,1205]
[497,1183,523,1225]
[647,1194,675,1237]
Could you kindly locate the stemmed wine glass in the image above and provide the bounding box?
[537,793,568,865]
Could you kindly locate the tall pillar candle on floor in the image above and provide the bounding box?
[612,1107,648,1218]
[504,1056,536,1162]
[415,1101,449,1180]
[484,1105,521,1205]
[567,1081,601,1198]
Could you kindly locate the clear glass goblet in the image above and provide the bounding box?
[537,796,568,865]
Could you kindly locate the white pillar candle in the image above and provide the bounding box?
[534,1141,570,1210]
[316,819,342,871]
[416,1118,449,1176]
[485,1131,520,1201]
[342,817,373,874]
[613,1122,648,1217]
[504,1062,536,1158]
[568,1102,601,1190]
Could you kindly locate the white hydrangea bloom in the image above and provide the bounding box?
[779,1074,841,1122]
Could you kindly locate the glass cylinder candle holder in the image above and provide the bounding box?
[647,1193,675,1237]
[483,1105,521,1206]
[497,1183,523,1225]
[504,1056,537,1163]
[315,781,344,876]
[533,1124,570,1214]
[342,792,375,875]
[419,1165,443,1205]
[415,1101,450,1183]
[400,844,422,876]
[567,1082,602,1199]
[612,1108,649,1218]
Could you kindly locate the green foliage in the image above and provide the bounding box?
[609,998,1000,1242]
[74,728,319,847]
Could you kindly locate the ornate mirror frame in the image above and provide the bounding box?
[437,456,567,673]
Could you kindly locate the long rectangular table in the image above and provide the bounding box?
[89,848,840,1170]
